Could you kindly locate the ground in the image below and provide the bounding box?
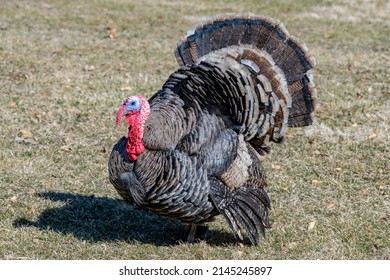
[0,0,389,259]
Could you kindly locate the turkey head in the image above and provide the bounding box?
[116,96,151,161]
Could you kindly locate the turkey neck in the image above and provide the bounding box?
[125,112,147,161]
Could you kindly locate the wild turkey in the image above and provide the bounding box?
[108,13,317,245]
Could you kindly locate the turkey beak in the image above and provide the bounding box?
[116,105,128,127]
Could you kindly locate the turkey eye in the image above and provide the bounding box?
[130,101,136,106]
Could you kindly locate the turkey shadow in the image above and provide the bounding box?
[13,192,239,246]
[13,192,184,245]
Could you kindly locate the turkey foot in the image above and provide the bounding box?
[186,223,209,242]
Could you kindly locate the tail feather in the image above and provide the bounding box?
[222,208,244,241]
[175,13,315,84]
[288,74,318,127]
[174,13,317,153]
[230,205,259,245]
[209,178,270,245]
[236,198,266,237]
[249,187,271,210]
[237,193,269,229]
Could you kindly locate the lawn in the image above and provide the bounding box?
[0,0,389,259]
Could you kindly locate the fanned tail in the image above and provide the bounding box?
[174,13,317,153]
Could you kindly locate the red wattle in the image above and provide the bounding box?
[118,96,150,162]
[125,111,146,161]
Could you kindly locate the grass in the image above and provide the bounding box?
[0,0,389,260]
